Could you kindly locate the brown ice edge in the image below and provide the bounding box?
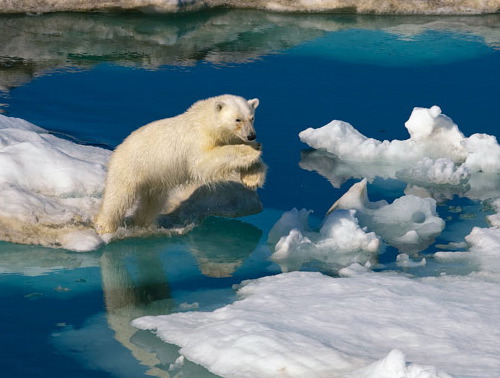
[0,0,499,16]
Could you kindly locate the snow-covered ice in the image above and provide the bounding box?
[133,266,500,377]
[266,177,444,273]
[300,106,472,169]
[329,179,445,253]
[299,106,500,201]
[0,114,109,251]
[268,207,380,272]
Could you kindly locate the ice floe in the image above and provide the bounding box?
[0,114,109,251]
[268,207,379,272]
[329,179,445,253]
[300,106,500,201]
[266,179,443,272]
[300,106,469,167]
[133,267,500,377]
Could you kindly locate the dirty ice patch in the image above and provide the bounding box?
[0,114,109,251]
[267,207,379,272]
[133,269,500,377]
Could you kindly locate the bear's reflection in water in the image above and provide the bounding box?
[100,216,262,376]
[159,181,264,227]
[110,180,263,244]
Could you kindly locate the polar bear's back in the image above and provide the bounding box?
[109,116,197,187]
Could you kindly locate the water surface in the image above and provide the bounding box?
[1,10,499,377]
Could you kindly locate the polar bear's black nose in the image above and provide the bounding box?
[247,133,256,141]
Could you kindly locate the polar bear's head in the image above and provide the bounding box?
[213,95,260,143]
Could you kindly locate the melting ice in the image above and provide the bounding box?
[300,106,500,201]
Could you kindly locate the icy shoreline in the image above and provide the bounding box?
[1,0,498,15]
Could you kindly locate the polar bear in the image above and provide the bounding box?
[94,94,267,234]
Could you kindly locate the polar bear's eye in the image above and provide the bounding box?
[235,118,242,123]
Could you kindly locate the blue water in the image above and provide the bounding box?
[0,11,499,377]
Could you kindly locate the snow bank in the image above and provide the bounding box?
[2,0,497,15]
[133,268,500,377]
[0,114,109,251]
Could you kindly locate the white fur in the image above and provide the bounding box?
[94,95,267,234]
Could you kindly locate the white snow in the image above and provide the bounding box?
[133,266,500,378]
[266,178,444,272]
[300,106,473,168]
[328,178,444,253]
[0,114,109,251]
[268,207,379,272]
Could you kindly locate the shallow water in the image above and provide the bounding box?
[0,10,499,377]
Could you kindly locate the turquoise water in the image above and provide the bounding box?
[0,11,499,377]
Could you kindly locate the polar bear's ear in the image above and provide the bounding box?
[215,101,225,112]
[248,98,259,110]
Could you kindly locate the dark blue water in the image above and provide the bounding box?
[0,11,499,377]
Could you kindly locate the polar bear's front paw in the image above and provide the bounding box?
[240,162,267,190]
[246,141,262,151]
[241,173,262,190]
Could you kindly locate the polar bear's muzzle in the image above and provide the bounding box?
[247,132,256,141]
